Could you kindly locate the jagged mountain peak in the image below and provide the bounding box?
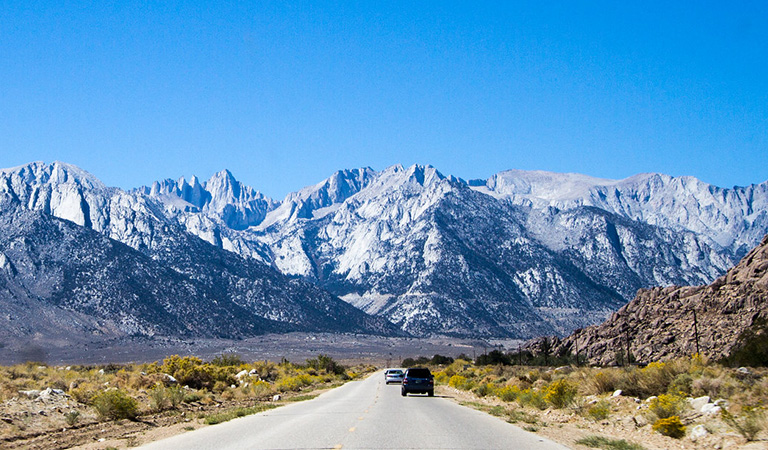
[259,167,377,228]
[1,161,107,191]
[139,170,277,230]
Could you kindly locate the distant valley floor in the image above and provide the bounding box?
[0,333,500,366]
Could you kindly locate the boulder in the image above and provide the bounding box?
[688,396,711,411]
[633,415,649,427]
[38,388,67,400]
[19,390,41,399]
[690,424,708,441]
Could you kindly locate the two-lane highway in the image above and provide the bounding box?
[138,372,569,449]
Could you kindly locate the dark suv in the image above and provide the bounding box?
[401,367,434,397]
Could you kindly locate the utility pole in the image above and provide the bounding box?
[692,309,700,356]
[625,326,631,365]
[574,332,580,367]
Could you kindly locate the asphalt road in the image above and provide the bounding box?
[138,372,570,450]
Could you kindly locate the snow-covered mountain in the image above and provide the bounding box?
[137,163,765,338]
[473,170,768,256]
[0,162,398,343]
[3,161,767,339]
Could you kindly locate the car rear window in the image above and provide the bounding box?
[406,368,431,377]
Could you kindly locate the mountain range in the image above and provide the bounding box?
[1,161,767,343]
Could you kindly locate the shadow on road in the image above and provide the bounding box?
[401,394,453,399]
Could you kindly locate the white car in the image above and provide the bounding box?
[384,369,405,384]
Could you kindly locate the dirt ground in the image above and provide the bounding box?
[0,385,340,450]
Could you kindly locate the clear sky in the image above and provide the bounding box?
[1,1,766,199]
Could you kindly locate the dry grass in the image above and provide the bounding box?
[433,357,768,447]
[0,355,373,446]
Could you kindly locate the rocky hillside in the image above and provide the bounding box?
[536,234,768,365]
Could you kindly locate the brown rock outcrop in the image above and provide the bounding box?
[535,234,768,365]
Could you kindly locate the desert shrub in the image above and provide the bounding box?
[160,355,214,389]
[586,400,611,421]
[167,385,185,408]
[667,373,693,396]
[130,372,160,390]
[575,435,645,450]
[473,382,495,397]
[448,374,472,390]
[49,377,68,391]
[252,379,273,395]
[496,385,520,402]
[183,391,204,403]
[590,371,619,395]
[249,361,278,382]
[652,416,685,438]
[221,388,237,401]
[203,404,278,425]
[519,369,541,385]
[434,371,449,384]
[212,380,230,394]
[64,410,80,427]
[92,389,139,421]
[440,360,471,379]
[70,383,99,405]
[276,374,313,393]
[101,363,124,374]
[721,406,766,441]
[148,385,170,411]
[648,394,685,419]
[692,376,724,398]
[210,354,246,367]
[518,388,548,410]
[636,362,679,397]
[544,379,578,409]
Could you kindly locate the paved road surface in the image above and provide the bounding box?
[138,372,570,449]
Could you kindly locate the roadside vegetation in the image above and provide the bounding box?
[0,354,371,447]
[404,353,767,448]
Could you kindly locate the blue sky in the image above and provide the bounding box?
[1,1,766,198]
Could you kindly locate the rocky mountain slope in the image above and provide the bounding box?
[3,161,767,340]
[535,233,768,365]
[0,163,397,346]
[141,164,765,338]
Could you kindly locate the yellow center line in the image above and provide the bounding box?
[333,445,342,449]
[349,427,356,432]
